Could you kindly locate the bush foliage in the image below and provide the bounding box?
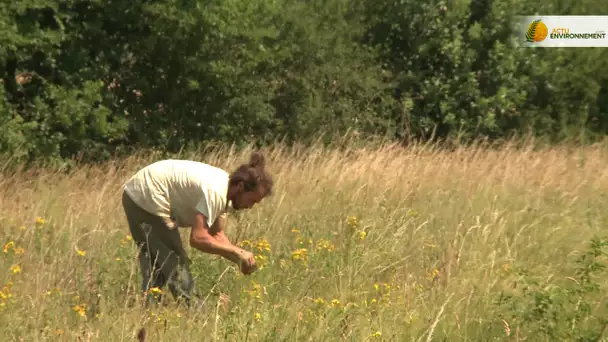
[1,0,607,164]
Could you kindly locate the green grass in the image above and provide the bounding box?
[1,139,607,341]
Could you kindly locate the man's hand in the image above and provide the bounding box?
[211,215,257,275]
[237,249,257,275]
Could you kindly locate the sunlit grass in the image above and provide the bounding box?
[1,137,608,340]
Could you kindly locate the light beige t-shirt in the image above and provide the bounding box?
[123,159,231,229]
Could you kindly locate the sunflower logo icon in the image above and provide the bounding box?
[526,19,548,42]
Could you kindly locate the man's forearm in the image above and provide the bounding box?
[191,235,243,264]
[214,231,232,244]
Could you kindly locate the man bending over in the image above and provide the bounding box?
[121,152,273,306]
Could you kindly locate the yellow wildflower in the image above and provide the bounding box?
[4,242,25,255]
[254,239,271,253]
[149,287,163,297]
[35,217,45,227]
[254,255,267,268]
[370,331,382,338]
[330,299,340,308]
[427,268,440,281]
[244,281,264,299]
[254,312,261,322]
[315,239,335,252]
[291,248,308,262]
[347,215,358,228]
[75,248,86,256]
[313,297,325,305]
[238,240,251,247]
[0,285,11,305]
[10,264,21,274]
[358,231,367,240]
[73,304,86,317]
[3,241,14,253]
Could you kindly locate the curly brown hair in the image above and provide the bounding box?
[229,152,273,196]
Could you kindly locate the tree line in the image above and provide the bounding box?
[1,0,607,165]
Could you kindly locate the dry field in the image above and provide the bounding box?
[1,138,607,341]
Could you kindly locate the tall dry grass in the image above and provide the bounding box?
[1,138,607,341]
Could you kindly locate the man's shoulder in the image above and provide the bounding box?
[171,160,229,190]
[129,159,229,188]
[149,159,228,175]
[183,160,229,179]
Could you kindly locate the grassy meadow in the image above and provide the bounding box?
[1,139,608,341]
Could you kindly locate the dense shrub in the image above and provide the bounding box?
[1,0,607,164]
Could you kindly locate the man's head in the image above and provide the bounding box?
[227,152,273,210]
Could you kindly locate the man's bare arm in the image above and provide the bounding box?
[209,214,231,244]
[189,213,243,264]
